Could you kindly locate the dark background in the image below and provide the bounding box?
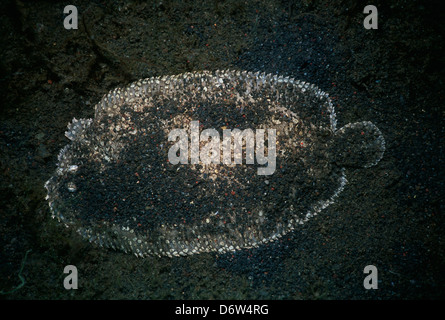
[0,0,444,299]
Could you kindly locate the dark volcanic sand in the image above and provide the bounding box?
[0,0,444,299]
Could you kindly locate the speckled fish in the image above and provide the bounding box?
[45,70,385,257]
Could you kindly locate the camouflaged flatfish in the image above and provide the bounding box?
[45,70,385,257]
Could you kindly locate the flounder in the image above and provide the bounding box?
[45,70,385,257]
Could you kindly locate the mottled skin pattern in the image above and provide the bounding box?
[45,70,385,257]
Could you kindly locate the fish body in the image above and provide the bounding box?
[45,70,385,257]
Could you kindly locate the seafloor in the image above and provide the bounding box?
[0,0,443,299]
